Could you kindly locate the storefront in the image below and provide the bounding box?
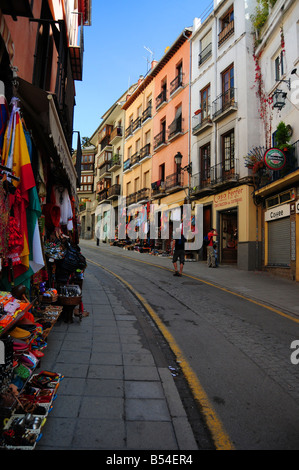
[196,184,260,270]
[0,84,85,450]
[261,189,298,281]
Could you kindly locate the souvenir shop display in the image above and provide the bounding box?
[0,95,84,449]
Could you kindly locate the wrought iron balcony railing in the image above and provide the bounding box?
[170,75,183,95]
[212,88,237,119]
[198,42,212,66]
[218,20,234,46]
[136,188,150,201]
[168,116,182,140]
[108,184,121,199]
[142,105,152,122]
[156,89,167,110]
[140,143,151,160]
[131,152,140,166]
[153,130,166,150]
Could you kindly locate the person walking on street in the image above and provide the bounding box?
[171,229,186,277]
[207,228,218,268]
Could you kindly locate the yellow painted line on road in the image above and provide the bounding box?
[87,258,235,451]
[89,249,299,325]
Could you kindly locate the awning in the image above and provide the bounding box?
[15,77,77,196]
[48,94,77,195]
[0,11,14,62]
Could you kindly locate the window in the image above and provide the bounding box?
[222,130,235,171]
[199,31,212,65]
[218,6,234,46]
[176,62,183,86]
[144,170,150,188]
[159,163,165,182]
[80,174,93,191]
[200,85,211,120]
[222,64,234,104]
[200,143,211,181]
[274,51,284,81]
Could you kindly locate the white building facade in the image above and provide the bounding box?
[190,0,263,270]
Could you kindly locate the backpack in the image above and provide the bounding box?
[202,236,211,246]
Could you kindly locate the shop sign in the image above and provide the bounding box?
[296,201,299,214]
[214,187,244,209]
[264,148,286,171]
[265,203,290,222]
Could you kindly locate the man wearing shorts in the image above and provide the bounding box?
[171,230,186,277]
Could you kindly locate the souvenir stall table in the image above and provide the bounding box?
[0,290,64,449]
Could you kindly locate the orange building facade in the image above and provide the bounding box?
[151,28,192,209]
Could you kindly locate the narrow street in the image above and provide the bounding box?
[80,239,299,450]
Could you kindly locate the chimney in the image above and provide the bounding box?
[151,60,158,69]
[138,75,144,86]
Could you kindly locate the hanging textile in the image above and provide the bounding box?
[0,179,9,260]
[54,186,74,231]
[2,97,43,280]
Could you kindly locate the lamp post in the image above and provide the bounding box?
[174,152,192,202]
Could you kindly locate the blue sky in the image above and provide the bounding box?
[73,0,213,143]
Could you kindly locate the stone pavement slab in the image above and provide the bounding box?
[36,266,198,451]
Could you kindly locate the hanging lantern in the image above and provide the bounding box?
[272,89,287,110]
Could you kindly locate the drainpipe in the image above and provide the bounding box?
[183,29,192,202]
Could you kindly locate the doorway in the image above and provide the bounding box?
[220,209,238,263]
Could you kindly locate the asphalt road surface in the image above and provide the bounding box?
[80,240,299,450]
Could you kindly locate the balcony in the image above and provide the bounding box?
[125,124,133,139]
[99,164,111,178]
[198,42,212,66]
[132,117,141,133]
[165,172,186,193]
[255,140,299,191]
[218,20,234,46]
[212,88,237,121]
[168,115,183,142]
[97,190,109,203]
[108,184,121,200]
[109,154,122,172]
[210,159,239,187]
[153,130,166,151]
[127,192,137,206]
[192,113,212,135]
[151,180,167,198]
[142,105,152,123]
[170,75,183,97]
[131,152,141,167]
[96,178,110,194]
[136,188,150,202]
[156,89,167,110]
[123,158,131,172]
[110,126,123,145]
[190,171,213,196]
[140,143,151,161]
[98,151,112,168]
[98,125,113,143]
[99,135,112,152]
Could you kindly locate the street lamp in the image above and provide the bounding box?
[174,152,192,174]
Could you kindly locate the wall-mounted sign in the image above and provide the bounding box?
[265,203,290,222]
[296,201,299,214]
[264,148,286,171]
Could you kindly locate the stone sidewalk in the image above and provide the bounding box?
[36,264,202,450]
